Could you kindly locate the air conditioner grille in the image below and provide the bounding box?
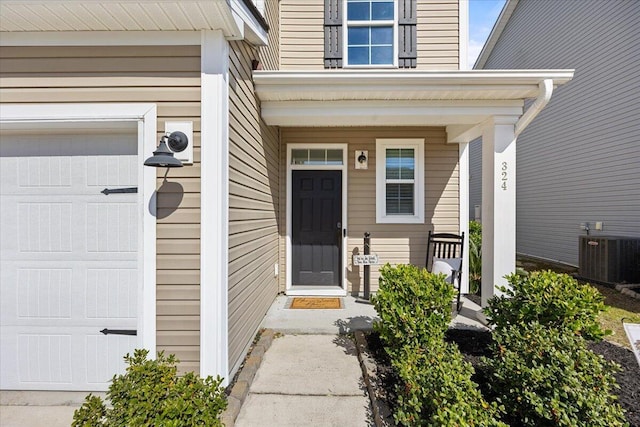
[579,236,640,284]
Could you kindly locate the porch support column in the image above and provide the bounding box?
[458,142,470,293]
[480,116,518,307]
[200,30,230,383]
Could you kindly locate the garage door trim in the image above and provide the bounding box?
[1,103,158,356]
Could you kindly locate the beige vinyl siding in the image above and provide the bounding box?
[228,40,280,378]
[261,0,280,70]
[279,127,459,293]
[279,0,459,70]
[417,0,459,70]
[0,45,202,373]
[473,0,640,266]
[279,0,325,70]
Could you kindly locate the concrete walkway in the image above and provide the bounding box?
[234,334,372,427]
[0,296,486,426]
[233,296,486,426]
[0,391,91,427]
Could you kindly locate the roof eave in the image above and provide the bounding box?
[253,69,576,102]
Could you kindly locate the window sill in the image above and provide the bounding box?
[342,64,398,69]
[376,216,424,224]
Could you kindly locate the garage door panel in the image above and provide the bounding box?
[2,262,137,324]
[86,334,137,385]
[86,202,137,253]
[1,327,136,391]
[1,134,136,195]
[1,132,140,391]
[16,268,73,320]
[2,196,137,258]
[86,268,137,319]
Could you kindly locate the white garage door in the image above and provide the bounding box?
[0,132,139,391]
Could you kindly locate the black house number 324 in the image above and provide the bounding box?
[501,162,508,190]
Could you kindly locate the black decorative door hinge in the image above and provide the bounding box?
[100,328,137,336]
[101,187,138,195]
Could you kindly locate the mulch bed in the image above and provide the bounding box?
[365,330,640,426]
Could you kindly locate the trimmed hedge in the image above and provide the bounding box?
[485,270,609,340]
[393,342,506,427]
[372,263,454,355]
[483,323,627,427]
[72,349,227,427]
[373,264,505,426]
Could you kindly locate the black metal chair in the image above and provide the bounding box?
[426,231,465,312]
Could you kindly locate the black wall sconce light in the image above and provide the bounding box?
[144,131,189,168]
[355,150,368,169]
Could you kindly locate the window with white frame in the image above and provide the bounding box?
[345,0,396,66]
[376,139,424,223]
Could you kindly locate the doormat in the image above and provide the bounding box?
[289,297,343,309]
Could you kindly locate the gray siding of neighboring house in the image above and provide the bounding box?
[468,137,482,221]
[472,0,640,266]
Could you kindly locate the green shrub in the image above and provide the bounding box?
[393,342,506,427]
[468,220,482,294]
[483,323,627,427]
[372,263,455,354]
[484,270,609,340]
[72,349,227,427]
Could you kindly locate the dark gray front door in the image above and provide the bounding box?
[292,170,342,286]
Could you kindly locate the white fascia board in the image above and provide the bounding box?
[230,0,268,45]
[253,70,575,103]
[261,100,523,127]
[254,69,575,87]
[0,31,202,46]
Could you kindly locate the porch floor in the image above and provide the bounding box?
[261,295,487,334]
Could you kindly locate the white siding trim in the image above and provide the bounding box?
[458,142,470,293]
[459,0,469,70]
[0,102,158,356]
[375,138,425,224]
[200,30,230,384]
[286,144,348,295]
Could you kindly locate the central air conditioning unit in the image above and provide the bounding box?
[579,236,640,284]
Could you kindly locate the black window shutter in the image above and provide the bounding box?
[324,0,343,68]
[398,0,417,68]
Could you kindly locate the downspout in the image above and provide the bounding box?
[515,79,553,136]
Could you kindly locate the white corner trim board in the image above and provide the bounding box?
[200,30,231,385]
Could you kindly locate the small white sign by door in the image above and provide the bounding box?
[353,254,379,266]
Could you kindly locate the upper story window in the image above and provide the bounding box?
[324,0,415,69]
[345,0,396,67]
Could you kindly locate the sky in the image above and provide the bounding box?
[468,0,507,67]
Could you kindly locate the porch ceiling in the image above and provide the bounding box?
[253,70,575,129]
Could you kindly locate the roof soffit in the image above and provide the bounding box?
[0,0,268,44]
